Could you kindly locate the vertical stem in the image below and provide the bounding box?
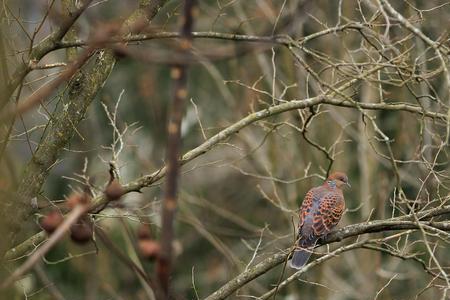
[156,0,195,297]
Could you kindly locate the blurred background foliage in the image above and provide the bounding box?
[1,0,450,299]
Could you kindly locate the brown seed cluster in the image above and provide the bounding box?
[39,171,125,245]
[40,191,94,245]
[66,192,90,209]
[105,179,125,201]
[137,224,160,260]
[70,219,93,244]
[40,210,63,234]
[67,192,93,244]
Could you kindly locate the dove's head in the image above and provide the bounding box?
[327,172,350,189]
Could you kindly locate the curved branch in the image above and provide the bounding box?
[259,238,444,300]
[55,24,366,49]
[204,218,450,300]
[259,240,368,300]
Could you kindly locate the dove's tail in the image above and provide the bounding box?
[289,248,312,269]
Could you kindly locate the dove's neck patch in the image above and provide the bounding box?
[326,180,336,189]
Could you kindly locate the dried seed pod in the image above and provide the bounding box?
[112,47,127,59]
[66,192,90,209]
[40,210,63,234]
[70,222,93,244]
[137,224,152,240]
[138,239,161,260]
[105,179,125,201]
